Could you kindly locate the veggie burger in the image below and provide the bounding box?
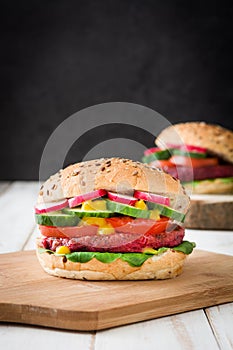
[35,158,195,280]
[142,122,233,194]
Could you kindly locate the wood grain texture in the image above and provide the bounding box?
[95,310,219,350]
[0,181,11,194]
[1,182,233,348]
[0,249,233,331]
[185,194,233,230]
[0,182,39,253]
[206,304,233,350]
[1,324,94,350]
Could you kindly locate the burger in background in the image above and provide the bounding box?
[142,122,233,229]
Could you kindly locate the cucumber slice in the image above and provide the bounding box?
[35,211,80,227]
[63,207,114,218]
[107,200,151,218]
[107,199,151,218]
[171,149,207,158]
[106,199,185,222]
[142,149,171,163]
[147,202,185,222]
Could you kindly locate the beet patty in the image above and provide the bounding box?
[39,226,184,253]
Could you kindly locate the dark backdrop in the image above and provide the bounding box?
[1,0,233,180]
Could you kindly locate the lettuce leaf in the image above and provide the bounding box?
[120,253,150,267]
[38,241,196,267]
[173,241,196,254]
[184,177,233,186]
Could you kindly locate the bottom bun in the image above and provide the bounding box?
[184,178,233,195]
[36,247,187,280]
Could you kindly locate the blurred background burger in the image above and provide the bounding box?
[142,122,233,229]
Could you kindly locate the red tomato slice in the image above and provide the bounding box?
[39,216,169,238]
[106,217,169,235]
[170,156,219,168]
[149,160,175,168]
[39,225,98,238]
[105,216,134,227]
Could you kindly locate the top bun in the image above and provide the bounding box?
[37,158,190,214]
[156,122,233,164]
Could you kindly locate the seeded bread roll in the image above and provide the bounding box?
[156,122,233,163]
[38,171,64,203]
[36,244,186,280]
[37,158,190,214]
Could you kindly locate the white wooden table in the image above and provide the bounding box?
[1,181,232,350]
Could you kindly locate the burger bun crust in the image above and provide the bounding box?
[36,247,186,280]
[37,157,190,214]
[156,122,233,164]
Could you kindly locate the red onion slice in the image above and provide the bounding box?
[144,147,161,156]
[68,189,107,208]
[107,192,137,206]
[167,144,207,154]
[134,190,170,206]
[35,199,69,214]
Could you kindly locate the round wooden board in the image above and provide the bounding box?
[185,194,233,230]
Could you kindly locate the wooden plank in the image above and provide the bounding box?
[0,249,233,331]
[1,183,232,349]
[205,303,233,350]
[0,184,94,349]
[1,324,94,350]
[0,181,11,194]
[0,181,39,253]
[185,194,233,230]
[95,310,219,350]
[22,225,38,251]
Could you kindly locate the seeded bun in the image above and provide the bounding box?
[38,158,190,214]
[36,244,186,280]
[156,122,233,163]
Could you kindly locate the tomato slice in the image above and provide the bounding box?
[39,216,170,238]
[170,156,219,168]
[105,216,134,227]
[149,159,175,168]
[39,225,98,238]
[106,217,169,235]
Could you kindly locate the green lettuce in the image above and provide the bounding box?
[38,241,195,267]
[184,177,233,187]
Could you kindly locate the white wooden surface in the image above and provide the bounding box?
[1,181,233,350]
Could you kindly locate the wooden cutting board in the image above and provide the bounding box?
[0,249,233,331]
[185,194,233,230]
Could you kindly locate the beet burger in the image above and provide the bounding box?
[143,122,233,194]
[35,158,195,280]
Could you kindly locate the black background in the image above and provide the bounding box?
[1,0,233,180]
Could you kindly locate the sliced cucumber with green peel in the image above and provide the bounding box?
[107,199,185,222]
[142,149,171,163]
[171,149,207,158]
[107,199,151,218]
[63,207,115,218]
[147,202,185,222]
[35,211,80,227]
